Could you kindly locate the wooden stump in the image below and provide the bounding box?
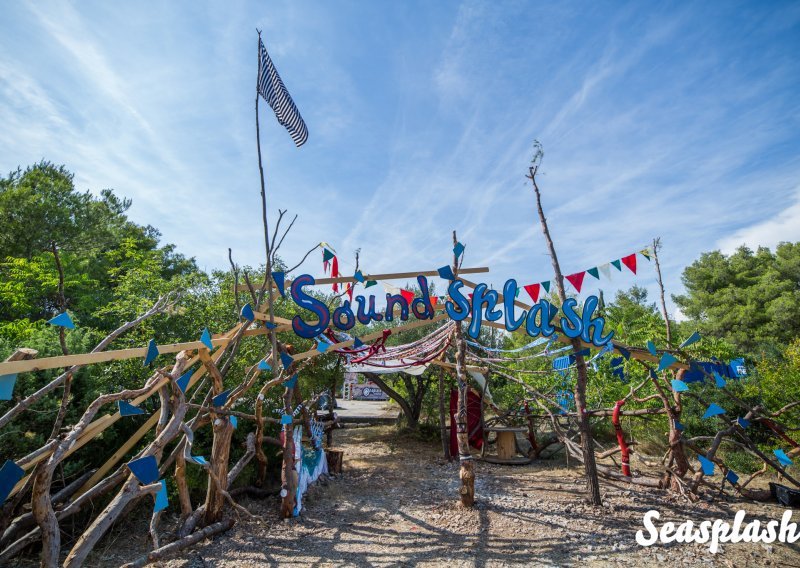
[496,430,517,460]
[326,449,344,474]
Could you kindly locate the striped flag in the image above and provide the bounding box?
[257,38,308,147]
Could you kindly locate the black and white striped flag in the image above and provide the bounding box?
[258,38,308,147]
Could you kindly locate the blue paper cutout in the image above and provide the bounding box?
[354,270,365,283]
[680,331,702,349]
[47,311,74,329]
[212,389,231,407]
[702,403,726,420]
[118,401,145,416]
[616,345,631,360]
[774,449,793,467]
[646,340,657,356]
[280,352,294,370]
[258,360,271,371]
[230,416,238,429]
[240,303,255,322]
[737,417,750,429]
[0,374,17,400]
[610,357,623,368]
[713,371,726,389]
[658,353,678,372]
[726,470,739,484]
[0,460,25,504]
[453,242,465,258]
[144,339,159,366]
[128,455,159,485]
[574,348,591,358]
[154,479,168,512]
[671,380,689,393]
[200,328,214,351]
[264,321,278,330]
[280,414,293,425]
[437,265,456,281]
[285,374,298,388]
[272,271,286,297]
[176,370,192,393]
[698,455,715,476]
[189,455,207,466]
[316,342,330,353]
[353,337,364,348]
[675,421,685,431]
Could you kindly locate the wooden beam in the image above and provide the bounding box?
[235,266,490,292]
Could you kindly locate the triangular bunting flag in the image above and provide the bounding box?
[354,270,365,283]
[47,312,75,329]
[713,371,726,389]
[400,289,415,304]
[353,337,364,348]
[437,266,456,281]
[702,403,726,420]
[322,248,335,263]
[524,283,541,303]
[280,414,293,425]
[264,321,278,330]
[599,263,612,280]
[272,272,286,297]
[646,340,657,356]
[176,370,192,393]
[725,470,739,484]
[118,401,145,416]
[611,259,622,271]
[280,351,294,370]
[285,374,298,388]
[565,272,586,293]
[587,267,600,280]
[230,416,238,429]
[541,281,551,294]
[365,280,377,288]
[212,389,231,407]
[200,328,214,351]
[127,455,160,485]
[240,303,255,322]
[679,331,701,349]
[616,345,631,360]
[0,460,25,504]
[258,360,271,371]
[675,421,685,431]
[737,417,750,429]
[640,248,652,261]
[671,379,689,393]
[316,341,330,353]
[144,339,159,366]
[453,242,465,258]
[188,455,207,466]
[657,353,678,372]
[621,254,637,274]
[698,455,715,476]
[154,479,168,512]
[0,374,17,401]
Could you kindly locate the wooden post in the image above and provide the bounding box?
[438,366,451,461]
[452,231,475,506]
[527,145,602,506]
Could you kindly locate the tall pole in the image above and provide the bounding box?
[527,145,602,506]
[452,230,475,506]
[652,237,672,347]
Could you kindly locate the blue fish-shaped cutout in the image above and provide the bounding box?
[258,360,271,371]
[646,340,658,357]
[272,272,286,297]
[616,345,631,360]
[671,380,689,393]
[154,479,168,512]
[189,455,207,466]
[0,460,25,504]
[118,400,145,416]
[144,339,159,366]
[212,389,231,407]
[713,371,726,389]
[200,328,214,351]
[47,312,75,329]
[702,403,726,420]
[774,449,793,467]
[127,455,159,485]
[0,374,17,400]
[453,242,465,258]
[176,370,192,393]
[680,331,702,349]
[240,303,255,322]
[437,265,456,281]
[698,455,715,476]
[280,351,294,370]
[658,353,678,372]
[725,470,739,485]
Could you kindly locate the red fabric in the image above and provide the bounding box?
[524,283,541,303]
[400,289,414,304]
[449,389,483,458]
[332,256,339,292]
[430,296,438,308]
[346,283,354,301]
[565,271,586,293]
[621,254,637,274]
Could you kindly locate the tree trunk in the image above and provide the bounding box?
[203,417,234,525]
[528,159,602,506]
[438,368,451,460]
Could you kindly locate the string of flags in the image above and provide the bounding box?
[522,246,654,301]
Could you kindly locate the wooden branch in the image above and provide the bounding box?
[121,519,234,568]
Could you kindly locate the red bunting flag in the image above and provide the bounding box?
[331,256,340,292]
[621,253,637,274]
[346,283,354,301]
[431,296,439,309]
[400,289,415,304]
[524,283,541,303]
[565,271,586,293]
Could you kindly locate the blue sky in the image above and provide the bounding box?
[1,1,799,317]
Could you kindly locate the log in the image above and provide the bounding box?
[326,449,344,474]
[121,518,235,568]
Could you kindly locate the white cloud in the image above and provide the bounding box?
[717,187,800,254]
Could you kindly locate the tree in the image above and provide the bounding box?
[673,243,800,357]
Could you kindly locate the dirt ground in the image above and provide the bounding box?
[114,424,800,568]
